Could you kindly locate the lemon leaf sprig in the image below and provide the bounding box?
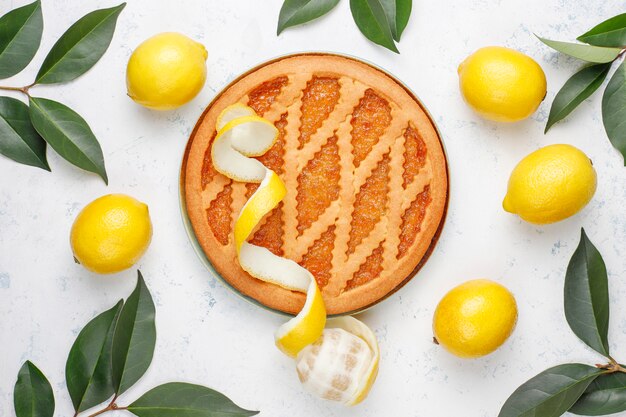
[0,1,125,183]
[498,229,626,417]
[276,0,412,53]
[12,271,258,417]
[538,13,626,165]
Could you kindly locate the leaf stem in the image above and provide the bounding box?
[609,357,626,374]
[85,406,112,417]
[82,395,122,417]
[596,357,626,374]
[0,83,34,97]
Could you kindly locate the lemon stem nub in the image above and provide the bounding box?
[502,194,514,213]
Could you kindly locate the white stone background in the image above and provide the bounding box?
[1,0,626,416]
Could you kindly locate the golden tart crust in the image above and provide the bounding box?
[182,54,448,315]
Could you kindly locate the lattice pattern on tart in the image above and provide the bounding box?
[184,55,447,315]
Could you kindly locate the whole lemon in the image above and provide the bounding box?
[503,144,597,224]
[71,194,152,274]
[458,46,547,122]
[433,279,518,358]
[127,32,207,110]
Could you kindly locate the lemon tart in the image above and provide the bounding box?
[182,53,448,315]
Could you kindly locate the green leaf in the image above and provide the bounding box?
[35,3,125,84]
[350,0,399,53]
[602,60,626,164]
[380,0,411,41]
[14,361,54,417]
[545,63,611,132]
[570,371,626,416]
[498,364,603,417]
[127,383,259,417]
[111,271,156,395]
[28,96,107,183]
[0,96,48,170]
[0,0,43,79]
[276,0,340,35]
[537,37,622,63]
[578,13,626,47]
[66,300,123,412]
[565,229,610,357]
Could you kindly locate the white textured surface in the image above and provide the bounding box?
[1,0,626,416]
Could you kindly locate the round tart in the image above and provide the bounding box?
[182,53,448,315]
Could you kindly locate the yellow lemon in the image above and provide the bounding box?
[295,317,379,405]
[503,144,597,224]
[71,194,152,274]
[127,32,207,110]
[458,46,547,122]
[433,279,517,358]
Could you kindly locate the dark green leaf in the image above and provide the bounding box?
[66,300,123,412]
[578,13,626,47]
[35,3,125,84]
[498,364,603,417]
[537,37,622,63]
[0,96,48,170]
[277,0,340,35]
[111,271,156,395]
[14,361,54,417]
[545,63,611,132]
[350,0,398,53]
[0,0,43,79]
[395,0,411,40]
[28,96,107,183]
[570,371,626,416]
[127,383,259,417]
[565,229,610,357]
[380,0,411,41]
[602,61,626,164]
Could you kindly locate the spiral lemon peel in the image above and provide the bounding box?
[211,104,379,404]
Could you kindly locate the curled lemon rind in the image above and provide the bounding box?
[275,279,327,358]
[212,115,279,183]
[216,103,256,130]
[212,107,325,357]
[211,105,378,404]
[235,170,286,251]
